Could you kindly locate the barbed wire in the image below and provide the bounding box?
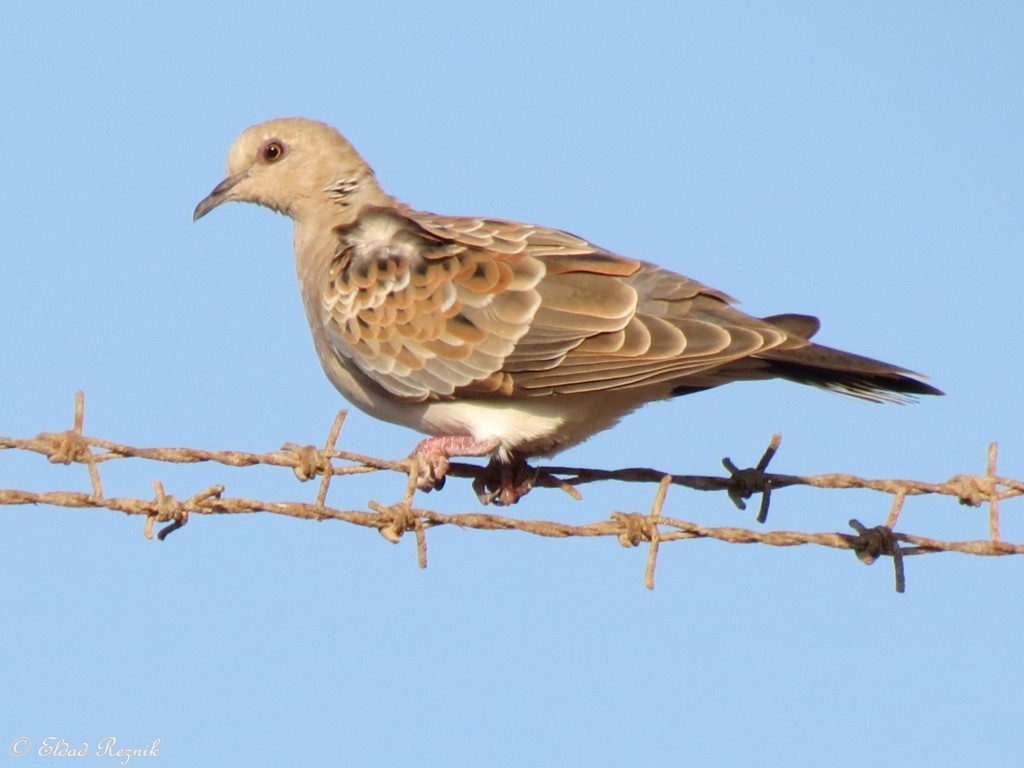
[3,393,1021,592]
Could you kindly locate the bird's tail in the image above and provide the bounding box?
[758,343,944,403]
[753,313,943,403]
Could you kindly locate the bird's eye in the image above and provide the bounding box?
[261,141,285,163]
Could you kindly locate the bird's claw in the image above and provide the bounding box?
[472,458,538,506]
[409,439,535,504]
[411,450,449,492]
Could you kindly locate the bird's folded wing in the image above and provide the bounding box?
[322,207,790,401]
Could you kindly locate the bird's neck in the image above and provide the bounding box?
[290,192,401,320]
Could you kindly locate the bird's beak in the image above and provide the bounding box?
[193,171,248,221]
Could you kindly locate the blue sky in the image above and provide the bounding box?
[2,2,1022,766]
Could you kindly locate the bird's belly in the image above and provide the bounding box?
[415,393,645,458]
[416,399,567,453]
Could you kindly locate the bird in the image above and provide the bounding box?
[194,118,941,505]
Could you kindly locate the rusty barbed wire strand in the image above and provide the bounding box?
[2,392,1022,592]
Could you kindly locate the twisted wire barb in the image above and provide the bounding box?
[2,393,1021,592]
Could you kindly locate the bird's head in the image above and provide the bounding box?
[193,117,383,223]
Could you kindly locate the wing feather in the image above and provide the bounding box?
[321,206,790,402]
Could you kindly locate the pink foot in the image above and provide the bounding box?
[472,454,538,506]
[410,436,500,493]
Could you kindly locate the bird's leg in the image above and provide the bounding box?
[472,453,539,506]
[409,435,500,492]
